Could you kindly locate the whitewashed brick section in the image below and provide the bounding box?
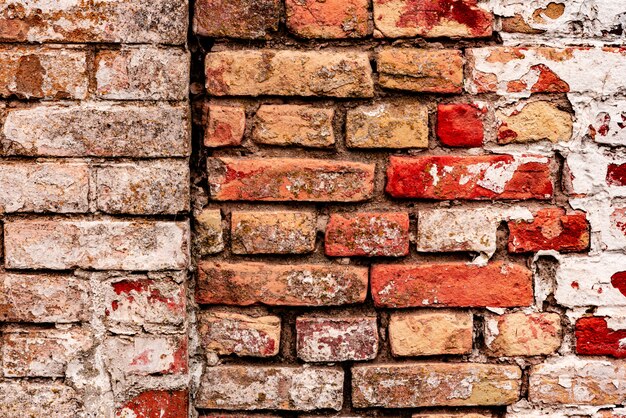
[564,145,626,198]
[103,335,186,376]
[570,96,626,147]
[95,160,190,214]
[95,46,190,100]
[1,103,190,157]
[4,220,189,270]
[0,381,82,417]
[0,162,88,213]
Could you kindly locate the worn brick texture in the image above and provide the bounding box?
[1,0,626,417]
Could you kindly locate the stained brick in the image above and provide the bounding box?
[576,317,626,358]
[197,262,368,306]
[116,391,188,418]
[208,157,375,202]
[386,155,554,200]
[194,0,281,39]
[253,105,335,148]
[104,335,187,376]
[194,209,225,256]
[0,381,81,417]
[437,103,485,148]
[286,0,370,39]
[371,262,533,308]
[352,363,521,407]
[496,101,573,144]
[484,312,562,357]
[204,103,246,148]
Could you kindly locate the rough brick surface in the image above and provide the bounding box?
[253,105,335,148]
[575,317,626,358]
[204,103,246,148]
[116,390,188,418]
[437,103,486,148]
[496,101,573,144]
[0,381,81,417]
[484,312,562,357]
[194,0,280,39]
[286,0,370,39]
[104,335,187,376]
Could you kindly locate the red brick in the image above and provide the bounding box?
[608,163,626,187]
[197,262,368,306]
[208,157,375,202]
[386,155,553,200]
[296,316,379,362]
[286,0,370,39]
[116,390,188,418]
[437,103,486,148]
[204,103,246,148]
[576,317,626,358]
[194,0,281,39]
[373,0,493,38]
[325,212,410,257]
[507,208,590,253]
[371,262,533,308]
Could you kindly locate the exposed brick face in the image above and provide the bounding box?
[437,103,485,148]
[286,0,370,39]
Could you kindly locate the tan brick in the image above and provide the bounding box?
[103,335,187,376]
[1,103,190,157]
[377,48,464,93]
[529,357,626,405]
[198,310,281,357]
[204,103,246,147]
[194,209,224,256]
[253,105,335,148]
[0,0,187,44]
[0,46,87,99]
[346,101,428,148]
[96,46,189,100]
[485,312,562,357]
[197,261,368,306]
[95,160,190,215]
[0,381,81,418]
[197,366,344,410]
[0,162,88,213]
[2,326,92,377]
[231,211,316,254]
[4,220,189,271]
[194,0,281,39]
[0,274,89,323]
[286,0,370,39]
[352,363,521,407]
[206,50,374,97]
[496,101,573,144]
[389,311,474,356]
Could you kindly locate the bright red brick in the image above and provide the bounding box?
[508,208,590,253]
[576,317,626,358]
[608,163,626,187]
[386,155,553,200]
[371,262,533,308]
[325,212,410,257]
[208,157,375,202]
[437,103,485,148]
[116,390,188,418]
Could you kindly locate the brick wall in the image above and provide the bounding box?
[1,0,626,417]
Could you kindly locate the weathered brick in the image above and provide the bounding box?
[206,50,374,97]
[496,101,573,144]
[352,363,521,407]
[201,415,281,418]
[95,160,190,215]
[507,208,590,253]
[253,105,335,148]
[386,155,553,200]
[116,390,188,418]
[1,103,190,157]
[194,208,224,256]
[416,207,532,257]
[0,381,81,417]
[529,357,626,405]
[608,163,626,187]
[0,0,187,44]
[377,48,464,93]
[2,325,92,377]
[412,413,494,418]
[296,316,379,362]
[4,220,189,271]
[197,262,368,306]
[208,157,375,202]
[467,47,626,96]
[389,311,473,356]
[373,0,493,38]
[96,46,189,100]
[346,101,428,149]
[0,274,88,323]
[576,317,626,358]
[325,212,410,257]
[197,366,344,410]
[437,103,486,148]
[286,0,370,39]
[582,98,626,146]
[484,312,562,357]
[104,335,187,376]
[103,275,186,332]
[371,262,533,308]
[0,162,88,213]
[231,211,316,254]
[204,103,246,148]
[0,46,87,99]
[194,0,280,39]
[198,310,281,357]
